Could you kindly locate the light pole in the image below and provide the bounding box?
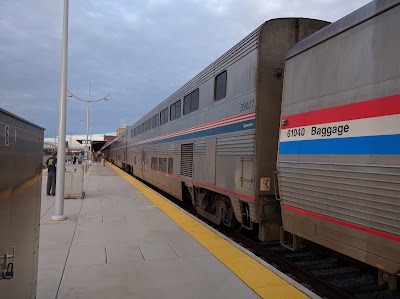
[68,82,110,170]
[52,0,69,221]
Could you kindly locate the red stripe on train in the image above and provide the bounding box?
[282,205,400,242]
[281,94,400,129]
[136,167,254,201]
[193,180,254,201]
[136,112,255,145]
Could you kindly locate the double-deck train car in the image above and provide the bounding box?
[0,108,44,297]
[103,0,400,289]
[103,18,329,241]
[278,0,400,289]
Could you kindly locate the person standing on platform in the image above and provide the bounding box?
[78,153,83,165]
[45,151,57,196]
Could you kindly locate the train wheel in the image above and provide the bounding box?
[232,216,242,232]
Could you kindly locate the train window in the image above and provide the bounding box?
[131,129,134,138]
[183,89,199,115]
[160,107,169,125]
[170,104,175,120]
[159,158,167,172]
[147,119,151,130]
[215,71,227,101]
[134,156,137,165]
[152,115,158,128]
[192,89,199,111]
[168,158,173,174]
[170,100,181,121]
[155,113,160,127]
[151,157,158,170]
[183,95,190,115]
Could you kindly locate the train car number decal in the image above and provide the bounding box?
[240,100,254,111]
[286,128,305,138]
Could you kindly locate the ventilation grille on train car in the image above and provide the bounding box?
[180,143,194,177]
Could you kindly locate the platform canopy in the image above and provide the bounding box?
[76,140,107,153]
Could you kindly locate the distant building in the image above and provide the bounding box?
[104,135,116,142]
[116,126,128,136]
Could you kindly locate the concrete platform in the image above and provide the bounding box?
[38,162,319,299]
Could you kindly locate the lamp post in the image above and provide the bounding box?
[52,0,69,221]
[68,82,110,170]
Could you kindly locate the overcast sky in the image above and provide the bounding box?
[0,0,371,137]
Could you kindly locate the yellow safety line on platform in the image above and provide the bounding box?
[109,163,310,299]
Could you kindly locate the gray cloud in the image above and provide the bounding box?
[0,0,370,137]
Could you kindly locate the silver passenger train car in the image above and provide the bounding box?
[278,0,400,289]
[103,18,329,241]
[103,0,400,289]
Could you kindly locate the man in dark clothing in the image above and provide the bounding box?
[46,151,57,196]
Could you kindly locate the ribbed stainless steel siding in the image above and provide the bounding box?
[216,134,255,156]
[194,140,206,155]
[279,161,400,235]
[146,143,180,156]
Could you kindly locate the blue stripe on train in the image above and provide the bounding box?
[279,134,400,154]
[143,119,256,146]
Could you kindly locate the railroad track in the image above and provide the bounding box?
[201,217,399,299]
[130,172,400,299]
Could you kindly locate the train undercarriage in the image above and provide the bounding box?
[185,184,281,242]
[185,186,239,229]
